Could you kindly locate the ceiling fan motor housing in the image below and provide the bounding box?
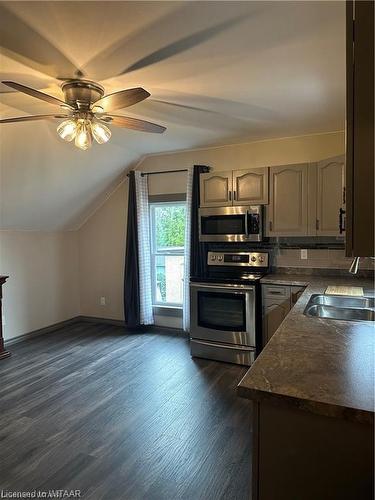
[61,80,104,110]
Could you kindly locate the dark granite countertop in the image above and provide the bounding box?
[238,274,375,424]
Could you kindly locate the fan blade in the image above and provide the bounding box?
[94,88,150,112]
[0,114,69,124]
[123,15,247,75]
[82,3,255,81]
[1,81,73,109]
[99,114,166,134]
[0,4,83,80]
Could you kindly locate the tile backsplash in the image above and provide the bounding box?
[272,248,375,270]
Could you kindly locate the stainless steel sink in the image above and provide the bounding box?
[304,294,375,322]
[309,295,375,309]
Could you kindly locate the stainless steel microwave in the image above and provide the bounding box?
[199,205,263,242]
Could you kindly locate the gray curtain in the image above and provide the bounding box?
[124,171,140,327]
[190,165,210,279]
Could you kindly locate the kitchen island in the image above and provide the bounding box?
[238,274,374,500]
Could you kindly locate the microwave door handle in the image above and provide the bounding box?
[245,211,249,236]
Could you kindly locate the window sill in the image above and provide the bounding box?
[153,305,183,318]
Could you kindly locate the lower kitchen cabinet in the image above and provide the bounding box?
[263,301,289,345]
[262,284,305,346]
[252,401,373,500]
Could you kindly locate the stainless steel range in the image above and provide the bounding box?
[190,251,269,366]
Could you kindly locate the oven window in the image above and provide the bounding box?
[197,291,246,331]
[201,215,246,235]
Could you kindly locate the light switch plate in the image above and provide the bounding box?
[100,296,106,306]
[300,249,308,260]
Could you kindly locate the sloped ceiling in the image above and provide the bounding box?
[0,1,345,230]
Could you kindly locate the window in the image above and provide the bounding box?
[150,202,186,307]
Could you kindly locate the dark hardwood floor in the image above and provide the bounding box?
[0,322,252,500]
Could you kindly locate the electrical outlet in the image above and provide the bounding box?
[100,296,106,306]
[300,249,308,260]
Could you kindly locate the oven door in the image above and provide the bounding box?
[190,282,256,346]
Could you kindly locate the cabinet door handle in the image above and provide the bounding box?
[229,191,232,202]
[316,219,320,231]
[342,186,346,205]
[269,221,273,231]
[233,191,236,201]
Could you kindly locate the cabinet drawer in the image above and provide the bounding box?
[263,285,290,299]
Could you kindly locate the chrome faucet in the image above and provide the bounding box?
[349,257,360,274]
[349,256,375,274]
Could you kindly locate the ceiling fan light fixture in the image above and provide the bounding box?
[75,119,92,150]
[2,79,165,150]
[57,119,77,142]
[92,121,111,144]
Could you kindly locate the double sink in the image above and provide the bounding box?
[304,294,375,322]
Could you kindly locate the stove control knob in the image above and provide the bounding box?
[251,256,257,262]
[218,255,223,262]
[258,256,265,263]
[210,255,216,261]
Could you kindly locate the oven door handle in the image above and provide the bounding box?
[191,339,255,352]
[190,282,255,291]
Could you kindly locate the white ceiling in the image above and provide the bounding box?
[0,1,345,230]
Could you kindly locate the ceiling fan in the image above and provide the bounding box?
[0,80,166,150]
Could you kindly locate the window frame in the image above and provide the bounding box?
[149,200,186,308]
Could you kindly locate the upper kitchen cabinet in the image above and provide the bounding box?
[266,163,308,236]
[199,170,233,207]
[232,168,269,205]
[200,168,269,207]
[346,0,374,256]
[315,156,345,236]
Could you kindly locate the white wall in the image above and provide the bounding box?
[0,230,80,341]
[78,183,127,320]
[77,131,345,326]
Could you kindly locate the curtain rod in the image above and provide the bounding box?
[127,169,188,177]
[141,169,188,177]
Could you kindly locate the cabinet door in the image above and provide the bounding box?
[266,164,308,236]
[263,299,290,346]
[346,1,374,256]
[200,171,233,207]
[232,168,269,205]
[316,156,345,236]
